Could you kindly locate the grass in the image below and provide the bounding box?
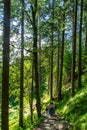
[1,75,87,130]
[56,81,87,130]
[0,85,87,130]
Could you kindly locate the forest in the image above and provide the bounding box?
[0,0,87,130]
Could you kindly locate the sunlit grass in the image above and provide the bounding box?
[9,108,19,130]
[56,79,87,129]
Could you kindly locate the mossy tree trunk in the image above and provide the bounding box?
[71,0,77,96]
[31,0,41,118]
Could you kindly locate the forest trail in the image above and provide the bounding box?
[33,114,72,130]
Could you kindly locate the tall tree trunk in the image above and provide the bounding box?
[58,2,65,100]
[57,28,60,100]
[78,0,83,89]
[85,3,87,52]
[38,37,41,99]
[30,62,34,123]
[31,0,41,118]
[38,15,41,102]
[50,0,54,100]
[48,56,51,94]
[50,28,53,100]
[19,0,24,128]
[85,29,87,52]
[1,0,10,130]
[71,0,77,96]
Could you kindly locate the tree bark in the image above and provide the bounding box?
[38,15,41,102]
[32,0,41,118]
[78,0,83,89]
[85,3,87,52]
[1,0,10,130]
[19,0,24,128]
[50,0,54,100]
[71,0,77,96]
[57,28,60,100]
[30,63,34,123]
[58,2,65,100]
[85,28,87,52]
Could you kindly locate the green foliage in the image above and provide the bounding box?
[9,63,20,104]
[63,49,72,84]
[82,51,87,73]
[1,0,87,129]
[56,81,87,130]
[9,108,19,130]
[23,114,44,130]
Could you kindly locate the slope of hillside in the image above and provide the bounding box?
[56,76,87,130]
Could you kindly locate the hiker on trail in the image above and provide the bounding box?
[48,102,55,117]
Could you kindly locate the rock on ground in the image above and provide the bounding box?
[33,115,73,130]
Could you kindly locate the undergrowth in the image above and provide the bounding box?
[56,76,87,130]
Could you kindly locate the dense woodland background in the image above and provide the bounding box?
[0,0,87,130]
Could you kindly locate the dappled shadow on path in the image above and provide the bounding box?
[33,115,72,130]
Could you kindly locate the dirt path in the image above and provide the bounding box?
[33,114,73,130]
